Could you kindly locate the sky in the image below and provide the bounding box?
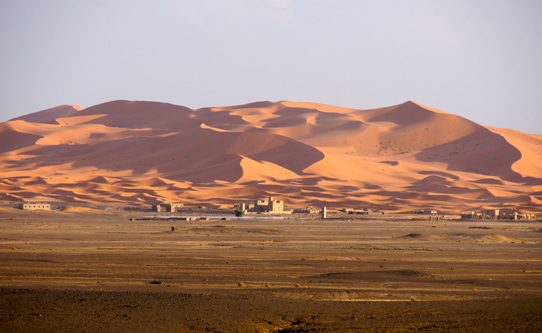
[0,0,541,133]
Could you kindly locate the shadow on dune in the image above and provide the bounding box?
[0,126,42,154]
[80,100,196,130]
[11,105,79,124]
[416,129,525,182]
[12,127,324,184]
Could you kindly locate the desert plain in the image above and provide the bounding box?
[1,209,541,332]
[1,99,542,331]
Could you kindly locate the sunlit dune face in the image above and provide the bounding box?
[0,100,540,212]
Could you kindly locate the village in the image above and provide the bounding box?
[13,197,538,221]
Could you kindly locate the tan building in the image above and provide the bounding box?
[170,202,184,212]
[461,210,498,220]
[152,204,167,212]
[462,210,494,220]
[234,196,289,214]
[152,202,184,213]
[259,197,284,214]
[461,209,535,221]
[20,203,51,211]
[293,206,321,214]
[414,209,438,215]
[482,209,500,219]
[499,209,536,221]
[344,208,370,215]
[461,211,483,220]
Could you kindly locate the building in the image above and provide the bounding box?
[234,196,289,214]
[321,206,327,219]
[249,196,284,214]
[499,209,536,221]
[293,206,321,214]
[20,203,51,211]
[170,202,184,212]
[152,202,184,213]
[152,204,169,213]
[461,211,483,220]
[461,209,499,220]
[254,197,284,213]
[344,208,370,215]
[461,209,535,221]
[236,203,247,212]
[481,209,500,219]
[414,209,438,215]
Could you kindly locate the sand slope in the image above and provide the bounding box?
[0,100,540,212]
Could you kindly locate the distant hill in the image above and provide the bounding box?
[1,99,540,212]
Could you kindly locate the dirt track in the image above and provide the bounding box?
[1,211,541,332]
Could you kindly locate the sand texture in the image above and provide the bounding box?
[0,100,540,212]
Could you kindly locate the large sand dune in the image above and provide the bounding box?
[0,100,540,212]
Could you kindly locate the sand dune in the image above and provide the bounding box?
[238,156,300,182]
[11,105,82,124]
[0,123,42,154]
[0,100,540,212]
[489,127,542,179]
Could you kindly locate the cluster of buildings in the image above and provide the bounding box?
[13,199,537,222]
[149,197,319,216]
[343,208,370,215]
[151,202,184,213]
[414,209,439,216]
[413,209,441,220]
[461,209,536,221]
[234,197,290,214]
[148,197,328,218]
[292,206,321,214]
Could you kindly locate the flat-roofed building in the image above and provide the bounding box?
[293,206,321,214]
[20,203,51,211]
[234,196,289,214]
[482,209,500,219]
[414,209,438,215]
[461,209,535,221]
[345,208,370,215]
[152,202,184,213]
[170,202,184,213]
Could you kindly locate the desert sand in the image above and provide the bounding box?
[0,100,540,212]
[0,209,541,332]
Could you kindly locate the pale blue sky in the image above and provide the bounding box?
[1,0,541,133]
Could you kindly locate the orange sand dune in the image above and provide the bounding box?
[0,100,540,212]
[10,105,82,124]
[489,127,542,179]
[0,122,42,154]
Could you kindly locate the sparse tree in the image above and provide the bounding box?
[234,208,244,217]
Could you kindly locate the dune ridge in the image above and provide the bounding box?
[0,100,540,212]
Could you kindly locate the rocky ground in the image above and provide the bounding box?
[1,210,541,332]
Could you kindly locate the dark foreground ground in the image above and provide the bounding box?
[1,210,542,332]
[2,288,542,333]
